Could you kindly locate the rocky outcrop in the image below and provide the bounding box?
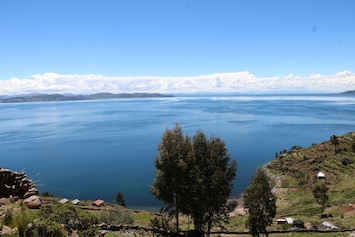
[0,168,41,208]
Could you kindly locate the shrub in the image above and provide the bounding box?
[32,219,64,237]
[42,191,54,197]
[150,216,171,231]
[2,209,15,227]
[98,208,133,225]
[34,204,98,236]
[342,157,353,166]
[292,220,304,228]
[228,200,238,212]
[16,207,33,237]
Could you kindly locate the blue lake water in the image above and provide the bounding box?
[0,94,355,209]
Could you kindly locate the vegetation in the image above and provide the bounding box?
[150,124,237,236]
[244,167,276,237]
[115,192,126,207]
[312,182,329,216]
[98,208,133,225]
[150,123,193,231]
[266,131,355,231]
[1,131,354,237]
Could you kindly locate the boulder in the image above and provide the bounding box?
[24,195,41,209]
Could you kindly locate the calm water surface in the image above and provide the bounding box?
[1,95,354,209]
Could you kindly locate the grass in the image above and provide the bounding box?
[262,132,355,235]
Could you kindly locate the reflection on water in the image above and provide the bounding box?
[0,95,354,208]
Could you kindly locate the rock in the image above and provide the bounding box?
[9,195,19,203]
[24,195,41,209]
[23,187,39,199]
[304,222,313,229]
[349,231,355,237]
[1,225,17,235]
[0,168,37,198]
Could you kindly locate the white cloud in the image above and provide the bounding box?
[0,71,354,95]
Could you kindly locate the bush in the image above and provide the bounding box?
[342,157,353,166]
[2,209,15,227]
[150,216,171,231]
[42,191,54,197]
[292,220,304,228]
[34,204,98,237]
[228,200,238,212]
[16,207,33,237]
[98,208,133,225]
[32,219,64,237]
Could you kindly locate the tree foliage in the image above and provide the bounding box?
[312,182,329,216]
[115,192,126,207]
[330,134,340,154]
[244,167,276,237]
[150,124,193,231]
[150,124,237,235]
[187,130,237,236]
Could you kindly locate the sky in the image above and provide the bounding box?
[0,0,354,94]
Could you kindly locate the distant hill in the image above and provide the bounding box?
[266,132,355,229]
[340,90,355,95]
[0,93,173,103]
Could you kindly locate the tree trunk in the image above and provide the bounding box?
[175,196,179,232]
[207,217,212,237]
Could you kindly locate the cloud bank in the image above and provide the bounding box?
[0,71,354,95]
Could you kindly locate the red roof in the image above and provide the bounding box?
[93,199,104,207]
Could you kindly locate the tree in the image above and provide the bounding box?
[312,182,329,216]
[330,135,340,154]
[150,123,193,232]
[115,192,126,207]
[150,125,237,236]
[187,130,237,236]
[244,167,276,237]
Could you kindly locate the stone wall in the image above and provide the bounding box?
[0,168,41,208]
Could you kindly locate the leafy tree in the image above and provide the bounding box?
[187,130,237,236]
[244,167,276,237]
[330,135,340,154]
[115,192,126,207]
[312,182,329,216]
[150,125,237,236]
[150,123,193,232]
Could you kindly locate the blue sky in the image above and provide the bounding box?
[0,0,354,94]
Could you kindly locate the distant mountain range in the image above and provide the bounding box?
[0,93,173,103]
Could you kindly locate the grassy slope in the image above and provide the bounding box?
[265,131,355,229]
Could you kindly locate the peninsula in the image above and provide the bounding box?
[0,92,173,103]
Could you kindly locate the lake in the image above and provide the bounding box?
[0,94,354,209]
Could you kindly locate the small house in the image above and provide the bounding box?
[277,217,295,225]
[317,172,325,179]
[59,198,68,204]
[285,217,295,224]
[93,199,104,207]
[322,221,337,229]
[71,199,80,205]
[277,218,287,224]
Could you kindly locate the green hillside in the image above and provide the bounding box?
[266,131,355,229]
